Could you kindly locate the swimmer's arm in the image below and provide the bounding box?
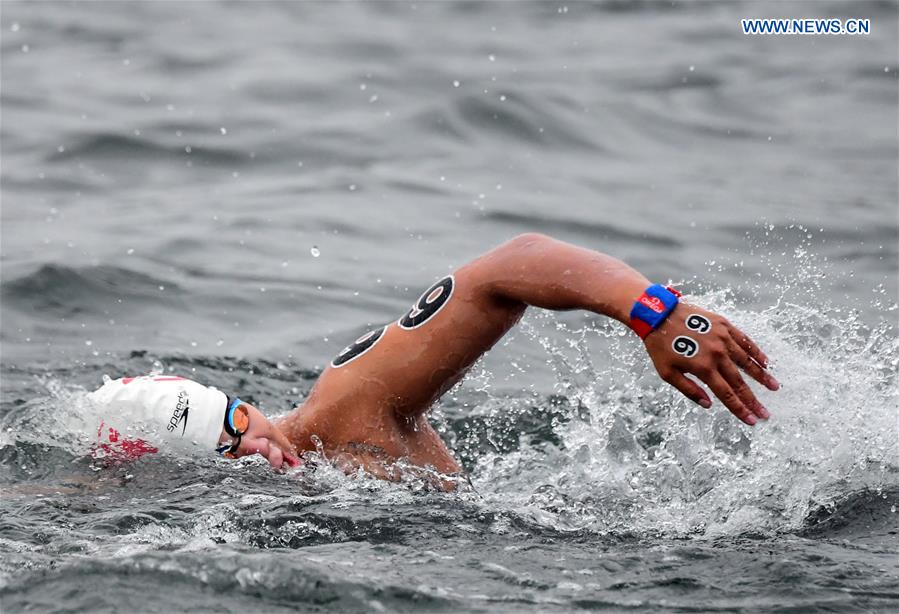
[475,233,652,324]
[474,233,779,424]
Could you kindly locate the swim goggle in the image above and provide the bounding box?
[216,397,250,459]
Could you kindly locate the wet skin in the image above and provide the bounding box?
[229,234,780,479]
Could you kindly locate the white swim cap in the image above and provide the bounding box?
[87,375,227,453]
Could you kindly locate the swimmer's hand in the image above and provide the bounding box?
[224,404,302,470]
[643,303,780,426]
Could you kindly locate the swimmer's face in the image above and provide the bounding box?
[227,403,301,470]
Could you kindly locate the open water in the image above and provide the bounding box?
[1,1,897,612]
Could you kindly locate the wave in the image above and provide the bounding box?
[412,91,605,151]
[0,548,457,612]
[48,132,248,165]
[1,264,183,318]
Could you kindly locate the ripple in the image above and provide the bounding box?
[48,132,247,165]
[450,93,601,150]
[1,264,182,317]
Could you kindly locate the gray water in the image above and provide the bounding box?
[1,1,898,612]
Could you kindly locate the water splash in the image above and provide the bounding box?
[473,229,898,537]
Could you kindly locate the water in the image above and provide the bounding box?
[2,1,898,611]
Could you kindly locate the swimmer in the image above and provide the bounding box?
[89,234,780,482]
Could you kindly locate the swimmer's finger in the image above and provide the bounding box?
[243,437,299,471]
[704,372,757,426]
[282,451,302,468]
[720,361,769,421]
[266,442,284,470]
[271,447,301,470]
[725,336,773,390]
[728,325,771,371]
[662,370,711,409]
[238,437,278,468]
[271,430,297,457]
[729,327,779,391]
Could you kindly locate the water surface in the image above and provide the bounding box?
[2,1,897,612]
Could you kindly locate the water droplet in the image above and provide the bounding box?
[21,44,29,53]
[488,54,496,62]
[499,95,506,101]
[57,145,65,153]
[126,248,134,255]
[689,65,695,72]
[11,22,20,32]
[369,94,378,103]
[453,80,460,87]
[85,340,93,346]
[220,127,227,135]
[349,184,357,191]
[310,246,320,257]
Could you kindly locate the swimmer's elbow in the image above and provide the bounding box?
[487,233,557,271]
[471,232,621,312]
[504,232,553,251]
[471,232,561,304]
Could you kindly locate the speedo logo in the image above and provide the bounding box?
[166,389,190,435]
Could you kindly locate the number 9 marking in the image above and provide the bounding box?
[672,335,699,358]
[399,275,454,330]
[331,325,387,368]
[685,314,712,334]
